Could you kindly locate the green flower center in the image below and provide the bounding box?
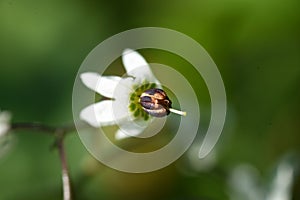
[129,82,157,121]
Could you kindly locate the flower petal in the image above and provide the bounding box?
[0,111,11,137]
[0,124,10,137]
[115,116,167,140]
[80,72,121,98]
[122,49,148,73]
[112,77,134,117]
[80,100,127,127]
[122,49,159,83]
[115,121,146,140]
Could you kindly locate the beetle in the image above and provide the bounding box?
[139,88,187,118]
[139,88,172,117]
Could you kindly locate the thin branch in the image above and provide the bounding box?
[10,122,76,200]
[56,131,72,200]
[10,122,77,135]
[11,122,56,134]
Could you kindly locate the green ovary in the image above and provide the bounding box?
[128,81,156,121]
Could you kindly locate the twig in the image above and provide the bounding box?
[56,131,72,200]
[11,122,56,134]
[10,122,76,200]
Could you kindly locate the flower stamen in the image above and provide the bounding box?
[169,108,187,116]
[128,82,157,121]
[139,88,187,117]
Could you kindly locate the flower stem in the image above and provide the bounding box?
[11,122,56,134]
[56,131,72,200]
[10,122,76,200]
[10,122,77,135]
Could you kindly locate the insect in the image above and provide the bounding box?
[139,88,186,117]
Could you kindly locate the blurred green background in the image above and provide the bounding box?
[0,0,299,199]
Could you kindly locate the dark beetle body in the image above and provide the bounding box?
[139,88,172,117]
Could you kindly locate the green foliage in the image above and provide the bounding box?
[0,0,299,199]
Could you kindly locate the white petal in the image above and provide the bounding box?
[112,77,134,117]
[122,49,148,73]
[115,115,167,140]
[80,72,121,98]
[115,122,146,140]
[0,111,11,137]
[122,49,159,83]
[0,124,9,137]
[0,111,11,122]
[80,100,127,127]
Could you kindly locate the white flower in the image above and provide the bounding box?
[80,49,163,140]
[0,110,11,137]
[80,49,186,140]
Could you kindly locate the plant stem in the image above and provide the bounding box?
[56,132,72,200]
[10,122,76,200]
[11,122,56,134]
